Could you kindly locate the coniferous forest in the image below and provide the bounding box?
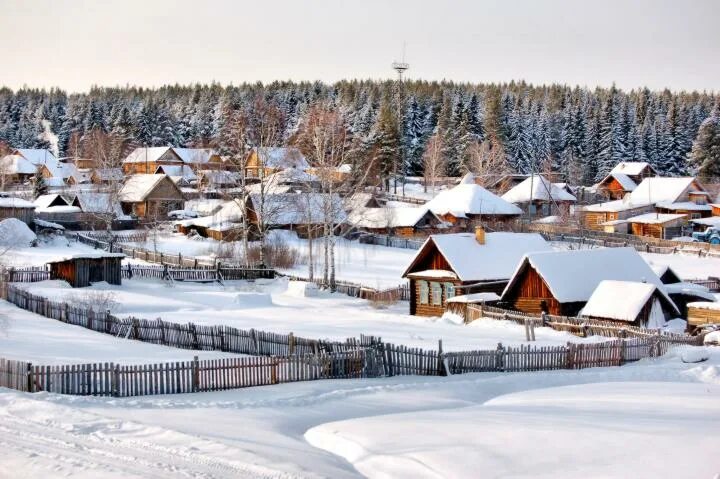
[1,80,719,185]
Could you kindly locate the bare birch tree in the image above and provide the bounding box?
[422,132,445,195]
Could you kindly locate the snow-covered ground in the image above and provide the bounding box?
[1,348,718,478]
[15,278,600,352]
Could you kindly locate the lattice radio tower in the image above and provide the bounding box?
[391,44,409,194]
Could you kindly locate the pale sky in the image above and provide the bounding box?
[0,0,718,93]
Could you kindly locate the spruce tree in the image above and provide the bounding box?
[32,173,48,198]
[689,105,720,180]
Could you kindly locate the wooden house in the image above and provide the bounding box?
[122,147,184,175]
[581,200,654,230]
[712,203,720,216]
[245,192,346,239]
[91,168,124,185]
[665,282,717,319]
[0,196,36,224]
[686,302,720,330]
[173,148,223,172]
[48,253,124,287]
[596,162,657,200]
[244,147,310,179]
[402,228,552,316]
[119,174,185,219]
[580,280,678,328]
[648,264,682,285]
[424,173,523,227]
[500,247,672,317]
[626,213,687,239]
[348,206,447,237]
[0,154,38,185]
[501,174,577,217]
[174,200,245,240]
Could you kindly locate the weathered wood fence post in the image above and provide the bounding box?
[495,343,505,372]
[192,356,200,392]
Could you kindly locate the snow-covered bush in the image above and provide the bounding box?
[0,218,37,248]
[64,289,119,313]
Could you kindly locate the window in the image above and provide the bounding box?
[445,282,455,300]
[431,282,442,305]
[418,281,429,304]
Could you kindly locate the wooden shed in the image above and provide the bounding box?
[500,247,674,317]
[627,213,687,239]
[119,174,185,219]
[48,253,124,287]
[580,280,677,328]
[401,228,551,316]
[686,302,720,330]
[0,196,36,224]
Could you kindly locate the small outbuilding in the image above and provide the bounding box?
[626,213,688,239]
[47,253,125,287]
[686,302,720,331]
[580,280,677,328]
[0,196,36,224]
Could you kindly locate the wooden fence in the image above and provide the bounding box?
[4,266,50,283]
[1,349,380,398]
[359,234,424,250]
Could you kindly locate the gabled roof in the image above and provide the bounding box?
[265,167,318,185]
[599,172,637,192]
[403,232,552,282]
[582,198,651,213]
[655,201,711,212]
[34,193,69,209]
[172,148,217,164]
[580,280,676,322]
[501,247,670,304]
[253,147,310,170]
[648,263,682,284]
[0,154,37,175]
[13,149,58,165]
[0,197,36,209]
[629,177,704,204]
[155,164,197,181]
[610,161,656,176]
[71,192,124,216]
[348,206,441,229]
[248,192,346,225]
[119,174,180,202]
[501,174,577,203]
[425,175,522,217]
[123,147,182,164]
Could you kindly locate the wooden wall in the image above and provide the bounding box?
[687,306,720,327]
[0,207,35,225]
[505,266,563,315]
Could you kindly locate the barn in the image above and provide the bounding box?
[500,247,674,317]
[348,206,447,237]
[501,174,577,217]
[47,253,125,288]
[402,228,552,316]
[580,280,677,328]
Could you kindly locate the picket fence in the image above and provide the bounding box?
[0,349,380,397]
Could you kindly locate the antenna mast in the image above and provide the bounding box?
[391,43,410,195]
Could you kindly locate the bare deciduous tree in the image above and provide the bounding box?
[422,132,446,195]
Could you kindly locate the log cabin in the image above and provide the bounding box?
[500,247,671,317]
[402,228,552,316]
[122,147,184,175]
[245,192,346,239]
[47,253,124,288]
[119,174,185,219]
[424,173,523,227]
[686,302,720,331]
[595,162,658,200]
[347,206,447,237]
[579,280,678,328]
[91,168,124,185]
[712,203,720,216]
[244,147,310,179]
[581,200,655,230]
[501,174,577,217]
[0,154,37,185]
[626,213,687,239]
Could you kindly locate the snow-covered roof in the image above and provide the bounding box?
[345,192,379,211]
[664,283,717,301]
[35,205,82,213]
[47,252,125,262]
[249,192,346,225]
[446,292,501,304]
[502,247,670,304]
[45,177,66,187]
[533,215,562,224]
[177,200,245,229]
[607,173,638,191]
[648,263,681,282]
[199,170,242,185]
[691,216,720,227]
[173,148,217,165]
[687,301,720,311]
[184,199,225,216]
[348,206,440,229]
[255,147,310,170]
[119,174,170,202]
[404,232,552,282]
[0,154,37,175]
[14,149,58,165]
[655,201,711,212]
[582,198,651,213]
[425,177,522,217]
[0,197,36,209]
[34,194,68,209]
[123,147,180,164]
[629,177,703,204]
[71,192,124,216]
[580,280,661,322]
[610,161,654,176]
[406,269,458,279]
[156,164,197,181]
[501,175,576,204]
[626,213,687,225]
[33,218,65,230]
[265,167,318,185]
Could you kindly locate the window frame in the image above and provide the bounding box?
[430,282,443,305]
[418,280,429,304]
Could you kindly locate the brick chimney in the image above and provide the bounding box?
[475,225,486,245]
